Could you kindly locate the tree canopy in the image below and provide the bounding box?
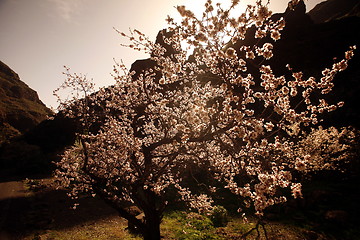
[53,1,356,239]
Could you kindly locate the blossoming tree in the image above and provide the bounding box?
[54,0,355,239]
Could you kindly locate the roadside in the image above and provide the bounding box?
[0,181,27,240]
[2,177,126,240]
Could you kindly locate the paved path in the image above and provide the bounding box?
[0,181,26,240]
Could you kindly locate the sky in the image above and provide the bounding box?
[0,0,324,109]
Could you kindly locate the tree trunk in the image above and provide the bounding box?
[142,212,161,240]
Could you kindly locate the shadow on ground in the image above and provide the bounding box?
[0,186,120,239]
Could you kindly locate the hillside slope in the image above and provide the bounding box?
[0,61,52,144]
[308,0,360,23]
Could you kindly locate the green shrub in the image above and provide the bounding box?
[165,211,220,240]
[209,206,229,227]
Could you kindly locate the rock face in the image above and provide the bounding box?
[0,61,52,143]
[308,0,360,24]
[0,61,55,178]
[290,1,360,127]
[232,0,360,127]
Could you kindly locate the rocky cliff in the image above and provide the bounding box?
[0,61,52,144]
[308,0,360,23]
[230,0,360,127]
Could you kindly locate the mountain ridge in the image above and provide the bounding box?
[308,0,360,23]
[0,61,52,145]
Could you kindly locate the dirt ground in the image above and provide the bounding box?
[0,181,28,240]
[0,178,124,239]
[1,177,359,240]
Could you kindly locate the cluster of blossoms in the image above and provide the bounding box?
[54,0,356,238]
[292,126,358,173]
